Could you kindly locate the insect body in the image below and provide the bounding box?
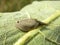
[16,19,46,32]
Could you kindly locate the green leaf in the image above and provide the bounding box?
[0,1,60,45]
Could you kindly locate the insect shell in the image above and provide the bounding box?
[16,19,46,32]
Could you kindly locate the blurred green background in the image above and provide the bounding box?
[0,0,58,12]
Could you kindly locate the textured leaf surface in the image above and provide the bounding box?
[0,1,60,45]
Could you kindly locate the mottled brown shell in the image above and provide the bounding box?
[16,19,46,32]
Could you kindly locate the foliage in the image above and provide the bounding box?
[0,0,59,12]
[0,1,60,45]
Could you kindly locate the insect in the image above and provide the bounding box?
[16,19,47,32]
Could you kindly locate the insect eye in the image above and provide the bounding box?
[17,21,19,23]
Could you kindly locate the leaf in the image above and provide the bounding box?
[0,1,60,45]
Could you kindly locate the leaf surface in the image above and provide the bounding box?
[0,1,60,45]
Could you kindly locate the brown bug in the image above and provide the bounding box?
[16,19,47,32]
